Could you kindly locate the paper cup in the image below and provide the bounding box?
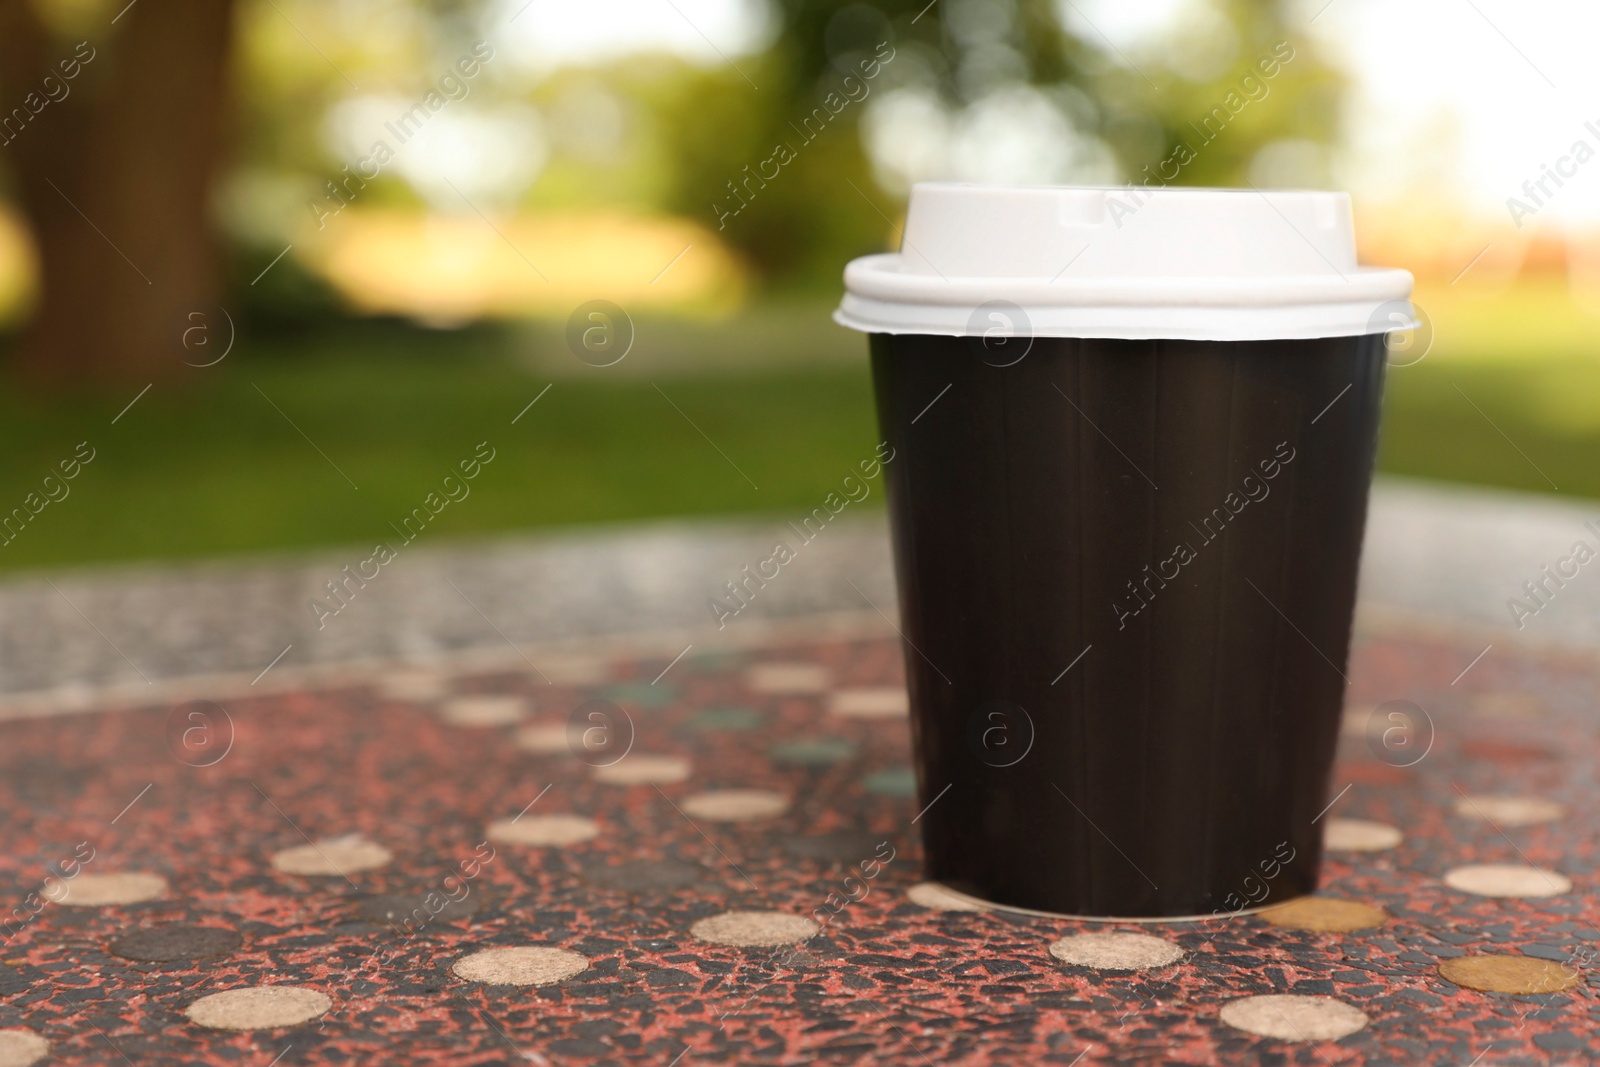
[836,184,1412,917]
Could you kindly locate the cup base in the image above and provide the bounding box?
[926,882,1284,924]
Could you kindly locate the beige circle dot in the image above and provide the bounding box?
[487,814,599,847]
[1048,932,1184,972]
[453,946,589,986]
[1439,954,1582,994]
[0,1029,49,1067]
[376,669,447,702]
[906,882,989,911]
[691,911,820,947]
[1220,994,1368,1042]
[1443,863,1571,897]
[271,835,392,876]
[1338,705,1374,739]
[55,872,168,906]
[592,754,690,785]
[1471,693,1541,718]
[440,695,529,727]
[1453,795,1564,827]
[537,656,610,686]
[1324,818,1403,852]
[1260,897,1388,933]
[747,663,832,694]
[681,789,790,822]
[514,721,571,755]
[829,687,910,719]
[185,986,332,1030]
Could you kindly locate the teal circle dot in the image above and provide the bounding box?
[686,651,746,672]
[604,683,678,708]
[864,766,917,797]
[687,706,765,732]
[770,737,859,766]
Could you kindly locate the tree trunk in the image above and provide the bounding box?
[0,0,237,386]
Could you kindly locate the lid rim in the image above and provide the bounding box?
[834,182,1415,341]
[835,292,1419,343]
[843,254,1414,308]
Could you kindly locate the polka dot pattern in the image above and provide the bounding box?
[1438,954,1582,994]
[829,687,909,719]
[863,767,917,796]
[487,814,600,847]
[592,754,690,785]
[687,706,765,732]
[606,682,678,708]
[376,669,447,702]
[110,923,243,961]
[537,656,609,686]
[355,890,479,927]
[513,721,571,755]
[1323,818,1403,851]
[1470,692,1541,718]
[583,859,705,892]
[690,911,820,947]
[906,882,990,911]
[1048,932,1183,972]
[1259,897,1388,933]
[271,835,392,876]
[769,737,858,765]
[4,627,1595,1063]
[1337,705,1370,738]
[453,946,589,986]
[439,695,528,727]
[680,789,789,822]
[56,872,168,906]
[185,986,332,1030]
[1442,863,1572,898]
[0,1029,48,1067]
[1452,794,1564,826]
[746,663,831,694]
[1219,994,1368,1042]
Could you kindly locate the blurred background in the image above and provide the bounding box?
[0,0,1594,573]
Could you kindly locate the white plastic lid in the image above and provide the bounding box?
[834,183,1416,342]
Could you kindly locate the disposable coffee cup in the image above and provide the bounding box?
[835,183,1414,919]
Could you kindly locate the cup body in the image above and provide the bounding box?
[871,332,1386,918]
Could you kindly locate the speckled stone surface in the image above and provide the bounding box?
[0,623,1596,1063]
[4,477,1600,709]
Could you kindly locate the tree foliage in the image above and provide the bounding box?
[0,0,1349,382]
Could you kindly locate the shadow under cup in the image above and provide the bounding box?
[870,332,1387,919]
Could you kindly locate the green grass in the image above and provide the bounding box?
[0,302,1596,574]
[1379,353,1600,499]
[0,320,881,572]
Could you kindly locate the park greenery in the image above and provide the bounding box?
[0,0,1592,572]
